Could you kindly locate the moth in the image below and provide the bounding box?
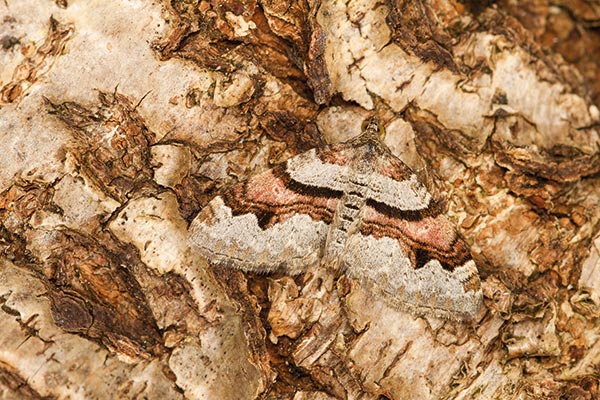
[189,120,482,320]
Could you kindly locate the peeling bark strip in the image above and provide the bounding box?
[44,229,164,358]
[0,179,163,359]
[154,0,324,156]
[191,121,482,321]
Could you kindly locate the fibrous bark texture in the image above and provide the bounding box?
[1,0,599,399]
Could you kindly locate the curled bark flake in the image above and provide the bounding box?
[46,91,157,202]
[0,17,73,104]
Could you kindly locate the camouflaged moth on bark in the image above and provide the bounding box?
[190,120,482,321]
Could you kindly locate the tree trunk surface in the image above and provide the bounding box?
[1,0,600,399]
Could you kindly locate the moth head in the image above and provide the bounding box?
[361,118,386,140]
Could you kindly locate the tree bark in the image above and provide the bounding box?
[1,0,599,399]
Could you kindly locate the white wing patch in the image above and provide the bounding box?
[365,174,431,210]
[288,149,430,210]
[190,196,328,274]
[342,233,481,320]
[286,149,349,190]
